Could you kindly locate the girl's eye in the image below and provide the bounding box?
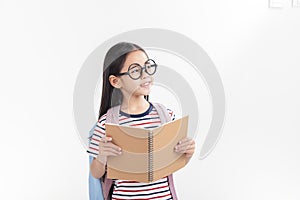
[145,64,155,73]
[130,66,140,74]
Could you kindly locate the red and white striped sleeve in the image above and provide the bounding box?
[87,114,107,158]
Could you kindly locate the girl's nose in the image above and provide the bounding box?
[140,68,149,79]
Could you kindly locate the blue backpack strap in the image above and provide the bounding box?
[88,122,104,200]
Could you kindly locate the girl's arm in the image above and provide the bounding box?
[90,137,122,179]
[90,156,106,179]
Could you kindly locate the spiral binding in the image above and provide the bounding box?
[148,130,154,182]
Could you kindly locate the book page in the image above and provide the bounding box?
[105,115,189,182]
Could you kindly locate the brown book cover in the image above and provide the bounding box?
[105,115,189,183]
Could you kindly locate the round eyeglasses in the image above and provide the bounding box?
[116,59,157,80]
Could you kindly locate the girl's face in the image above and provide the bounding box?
[111,50,154,98]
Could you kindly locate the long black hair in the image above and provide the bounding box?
[98,42,149,120]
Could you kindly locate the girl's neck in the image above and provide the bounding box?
[120,96,149,115]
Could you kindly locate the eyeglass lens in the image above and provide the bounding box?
[128,59,156,79]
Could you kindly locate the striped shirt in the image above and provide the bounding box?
[88,103,175,200]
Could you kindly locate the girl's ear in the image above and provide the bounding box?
[109,75,121,89]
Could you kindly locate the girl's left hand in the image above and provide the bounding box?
[174,137,195,158]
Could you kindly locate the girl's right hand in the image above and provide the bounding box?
[96,136,122,165]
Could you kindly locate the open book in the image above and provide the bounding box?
[105,115,189,183]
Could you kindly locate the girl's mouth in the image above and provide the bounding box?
[140,82,151,87]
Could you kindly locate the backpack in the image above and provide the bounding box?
[88,102,179,200]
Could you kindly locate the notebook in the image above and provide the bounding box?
[105,115,189,183]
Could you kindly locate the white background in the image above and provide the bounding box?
[1,0,300,199]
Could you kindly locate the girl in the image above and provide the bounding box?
[88,42,195,200]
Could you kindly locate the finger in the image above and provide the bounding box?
[175,141,195,149]
[179,146,195,154]
[99,148,122,157]
[100,151,121,157]
[177,137,191,145]
[99,137,121,150]
[175,143,195,153]
[102,142,122,152]
[176,146,195,155]
[177,147,195,154]
[175,140,195,151]
[99,136,112,143]
[102,146,122,155]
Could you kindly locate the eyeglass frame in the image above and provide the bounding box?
[115,59,157,80]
